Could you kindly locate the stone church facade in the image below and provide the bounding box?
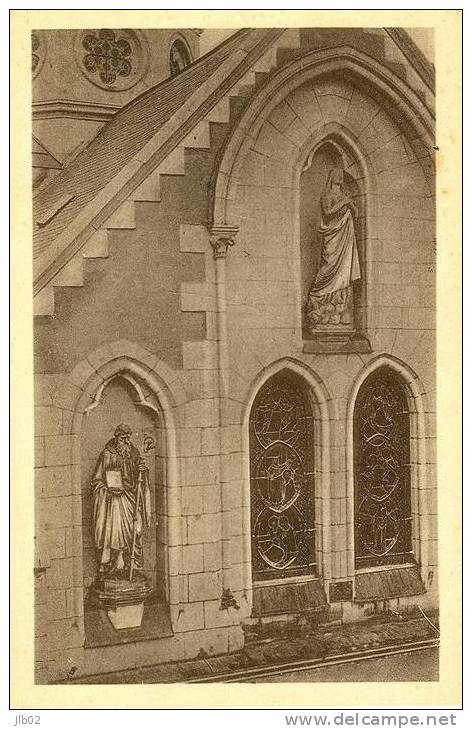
[33,27,436,683]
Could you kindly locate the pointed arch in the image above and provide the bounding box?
[66,344,186,642]
[240,358,333,609]
[346,354,430,585]
[293,121,377,338]
[210,45,434,228]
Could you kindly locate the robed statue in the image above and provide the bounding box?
[305,168,360,333]
[91,423,151,579]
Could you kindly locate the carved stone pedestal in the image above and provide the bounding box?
[95,575,152,631]
[303,330,372,354]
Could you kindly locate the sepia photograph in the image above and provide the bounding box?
[10,8,462,709]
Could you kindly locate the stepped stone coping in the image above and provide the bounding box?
[33,29,284,296]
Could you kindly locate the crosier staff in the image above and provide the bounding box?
[129,458,149,582]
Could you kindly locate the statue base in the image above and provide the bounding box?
[94,574,153,631]
[303,329,372,354]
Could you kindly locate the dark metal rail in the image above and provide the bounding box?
[187,638,439,683]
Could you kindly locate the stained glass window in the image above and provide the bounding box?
[354,367,413,569]
[249,372,316,581]
[82,29,132,86]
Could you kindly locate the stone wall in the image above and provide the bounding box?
[217,73,436,609]
[34,57,436,683]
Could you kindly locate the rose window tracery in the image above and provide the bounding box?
[82,29,132,86]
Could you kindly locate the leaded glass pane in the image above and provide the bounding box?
[354,367,413,569]
[250,372,316,581]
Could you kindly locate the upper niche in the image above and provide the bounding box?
[300,140,370,353]
[169,39,192,76]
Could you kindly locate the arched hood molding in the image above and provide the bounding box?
[209,45,435,228]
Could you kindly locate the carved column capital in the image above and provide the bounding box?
[209,224,239,259]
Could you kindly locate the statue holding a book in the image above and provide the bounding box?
[91,423,151,579]
[90,423,153,630]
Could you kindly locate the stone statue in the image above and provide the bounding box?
[305,168,360,333]
[91,423,151,578]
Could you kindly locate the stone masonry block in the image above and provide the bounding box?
[183,626,229,660]
[35,406,63,436]
[48,557,74,589]
[316,78,352,99]
[38,496,73,530]
[44,435,72,467]
[166,516,185,547]
[183,341,218,371]
[317,94,349,123]
[167,546,183,576]
[35,438,45,467]
[284,117,311,148]
[173,601,205,633]
[182,485,204,516]
[184,455,219,486]
[181,282,216,313]
[188,570,223,602]
[48,617,84,651]
[187,513,222,544]
[182,543,204,574]
[36,466,72,498]
[221,425,242,454]
[169,574,188,605]
[47,589,67,621]
[184,399,219,428]
[226,508,244,537]
[221,452,242,482]
[46,528,67,560]
[268,100,297,133]
[288,83,323,131]
[201,427,220,456]
[177,428,202,457]
[203,542,223,572]
[203,483,221,513]
[222,481,243,511]
[204,599,238,629]
[66,587,84,618]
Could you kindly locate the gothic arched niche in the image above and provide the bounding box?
[300,139,368,351]
[81,374,169,641]
[169,38,191,77]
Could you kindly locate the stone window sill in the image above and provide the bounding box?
[354,565,425,604]
[252,578,327,617]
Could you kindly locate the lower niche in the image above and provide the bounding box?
[81,374,171,646]
[84,593,173,648]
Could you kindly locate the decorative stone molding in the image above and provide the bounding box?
[209,225,239,259]
[209,46,435,228]
[32,99,120,122]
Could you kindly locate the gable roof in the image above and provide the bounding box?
[32,136,62,170]
[33,29,273,264]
